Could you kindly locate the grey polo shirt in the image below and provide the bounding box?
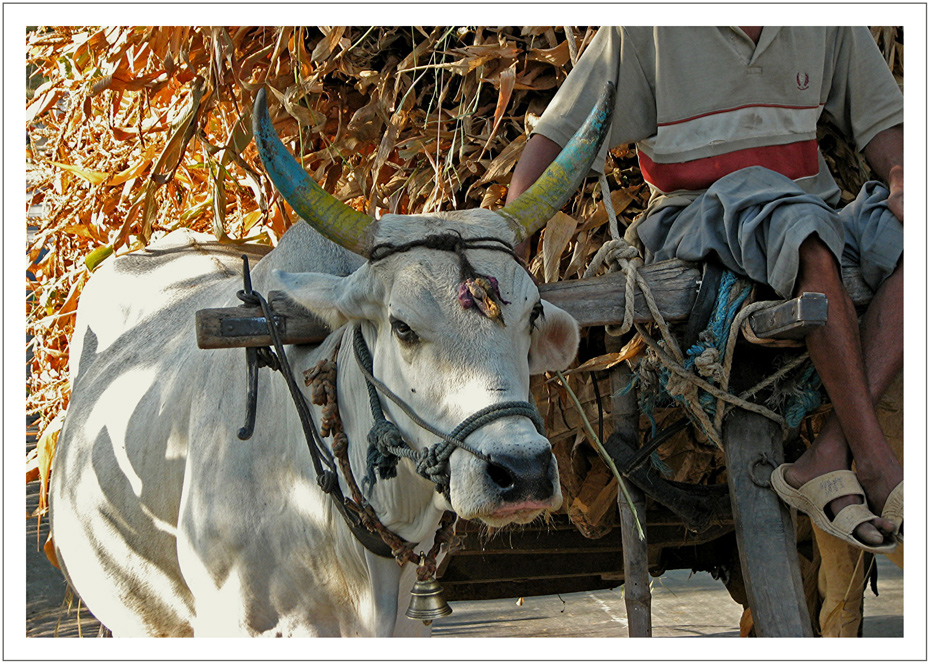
[533,26,903,210]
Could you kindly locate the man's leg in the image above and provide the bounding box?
[784,237,902,545]
[858,258,904,399]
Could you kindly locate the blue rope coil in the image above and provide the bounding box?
[636,269,823,447]
[784,365,823,428]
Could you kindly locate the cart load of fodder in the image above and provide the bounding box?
[26,26,903,540]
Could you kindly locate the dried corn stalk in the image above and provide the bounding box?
[25,26,605,453]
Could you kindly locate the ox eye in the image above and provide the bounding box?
[529,302,545,332]
[390,316,419,344]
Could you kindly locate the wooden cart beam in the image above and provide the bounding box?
[723,409,813,637]
[195,260,872,349]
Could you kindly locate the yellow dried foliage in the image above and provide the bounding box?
[25,26,630,450]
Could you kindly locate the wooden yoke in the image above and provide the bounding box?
[194,259,873,349]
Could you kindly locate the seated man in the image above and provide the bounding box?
[507,27,904,553]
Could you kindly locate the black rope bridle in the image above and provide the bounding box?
[351,324,545,498]
[232,233,546,555]
[368,232,521,282]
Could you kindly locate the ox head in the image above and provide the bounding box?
[254,85,613,527]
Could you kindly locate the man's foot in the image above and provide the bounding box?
[881,481,904,543]
[771,464,896,553]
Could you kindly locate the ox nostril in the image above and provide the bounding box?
[484,449,555,502]
[486,461,516,490]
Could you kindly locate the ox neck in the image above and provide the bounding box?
[329,324,445,546]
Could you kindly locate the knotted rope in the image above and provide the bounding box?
[584,238,643,337]
[583,180,822,449]
[304,345,457,568]
[351,325,545,497]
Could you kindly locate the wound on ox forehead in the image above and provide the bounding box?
[458,275,510,325]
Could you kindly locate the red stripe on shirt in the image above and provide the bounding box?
[638,140,820,193]
[656,103,824,127]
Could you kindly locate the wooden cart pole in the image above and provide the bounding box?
[723,409,813,637]
[609,361,652,637]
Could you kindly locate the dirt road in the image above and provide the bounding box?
[26,471,902,639]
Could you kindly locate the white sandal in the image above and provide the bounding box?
[771,463,897,555]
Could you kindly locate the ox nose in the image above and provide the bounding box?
[484,448,555,503]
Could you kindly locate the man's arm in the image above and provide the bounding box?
[505,134,563,203]
[863,124,904,222]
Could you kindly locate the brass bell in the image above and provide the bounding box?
[405,576,452,624]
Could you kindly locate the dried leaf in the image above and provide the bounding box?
[25,87,62,124]
[241,209,263,233]
[139,182,158,244]
[209,156,228,241]
[280,84,326,128]
[563,334,646,375]
[44,532,60,569]
[36,412,65,517]
[578,187,640,233]
[150,76,205,187]
[108,144,159,186]
[477,62,516,161]
[311,26,346,62]
[26,447,40,484]
[47,161,109,185]
[475,135,525,186]
[527,42,571,68]
[541,211,577,284]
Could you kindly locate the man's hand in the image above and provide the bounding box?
[863,125,904,223]
[886,164,904,222]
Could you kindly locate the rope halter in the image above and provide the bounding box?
[352,324,545,497]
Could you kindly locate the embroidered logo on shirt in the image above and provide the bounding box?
[796,73,810,90]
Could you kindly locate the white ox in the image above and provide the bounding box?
[49,85,615,636]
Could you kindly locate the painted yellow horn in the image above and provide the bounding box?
[497,81,616,244]
[253,88,373,255]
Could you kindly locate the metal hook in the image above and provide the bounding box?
[238,346,261,440]
[241,254,253,295]
[749,452,778,488]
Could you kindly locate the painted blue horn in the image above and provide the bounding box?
[497,81,616,243]
[253,88,373,255]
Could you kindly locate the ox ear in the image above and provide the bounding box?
[528,301,580,375]
[272,267,383,328]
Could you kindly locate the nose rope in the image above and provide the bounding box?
[351,325,546,496]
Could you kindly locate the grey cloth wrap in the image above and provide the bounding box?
[840,180,904,292]
[635,166,902,298]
